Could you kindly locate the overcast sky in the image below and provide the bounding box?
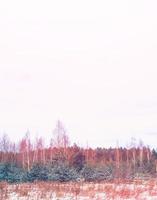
[0,0,157,148]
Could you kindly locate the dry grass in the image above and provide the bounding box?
[1,179,157,199]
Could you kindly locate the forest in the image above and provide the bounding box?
[0,121,157,183]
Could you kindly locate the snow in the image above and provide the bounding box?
[3,180,157,200]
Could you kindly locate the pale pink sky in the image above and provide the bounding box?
[0,0,157,147]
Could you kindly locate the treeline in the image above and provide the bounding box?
[0,121,157,183]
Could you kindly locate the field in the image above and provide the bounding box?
[0,126,157,199]
[1,179,157,200]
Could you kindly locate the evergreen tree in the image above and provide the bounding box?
[26,163,48,182]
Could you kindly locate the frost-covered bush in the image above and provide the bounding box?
[0,162,25,183]
[26,163,49,182]
[0,163,7,181]
[48,164,79,182]
[81,165,113,181]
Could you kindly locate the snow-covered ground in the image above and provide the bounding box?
[1,180,157,200]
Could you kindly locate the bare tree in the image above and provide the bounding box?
[139,139,143,167]
[51,120,70,149]
[0,133,10,153]
[19,131,32,171]
[19,137,27,169]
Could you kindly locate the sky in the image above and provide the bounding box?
[0,0,157,148]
